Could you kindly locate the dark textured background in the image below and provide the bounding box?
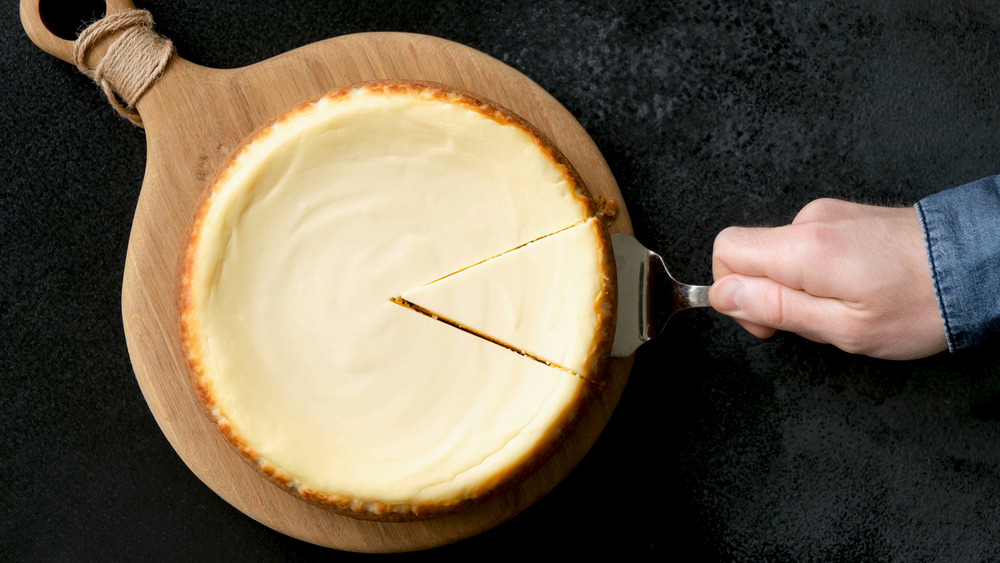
[4,0,1000,560]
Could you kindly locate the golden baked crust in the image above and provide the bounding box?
[583,217,617,384]
[179,81,615,520]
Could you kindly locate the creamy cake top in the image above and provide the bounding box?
[181,83,614,519]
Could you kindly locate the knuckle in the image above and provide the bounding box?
[794,198,846,224]
[799,220,829,242]
[796,221,838,252]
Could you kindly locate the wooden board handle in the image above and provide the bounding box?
[20,0,137,63]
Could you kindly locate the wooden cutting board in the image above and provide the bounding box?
[22,0,635,552]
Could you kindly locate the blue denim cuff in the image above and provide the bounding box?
[915,175,1000,352]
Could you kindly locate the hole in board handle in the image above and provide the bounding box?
[38,0,106,41]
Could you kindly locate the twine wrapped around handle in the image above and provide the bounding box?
[72,9,174,128]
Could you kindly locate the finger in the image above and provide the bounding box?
[713,226,806,284]
[733,318,777,339]
[713,225,813,290]
[710,274,840,343]
[713,224,845,298]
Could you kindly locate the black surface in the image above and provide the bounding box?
[4,0,1000,560]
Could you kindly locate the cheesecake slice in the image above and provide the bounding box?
[400,218,614,380]
[180,82,615,520]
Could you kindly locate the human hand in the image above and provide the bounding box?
[709,199,948,360]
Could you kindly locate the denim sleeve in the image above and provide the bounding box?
[915,175,1000,351]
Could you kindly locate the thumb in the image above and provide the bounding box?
[710,274,840,343]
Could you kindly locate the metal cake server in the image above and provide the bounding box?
[610,233,713,357]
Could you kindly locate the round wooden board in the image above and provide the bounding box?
[90,30,633,552]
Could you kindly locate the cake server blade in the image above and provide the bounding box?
[610,233,712,357]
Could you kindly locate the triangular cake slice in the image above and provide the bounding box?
[400,217,615,381]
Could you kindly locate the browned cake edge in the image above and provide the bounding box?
[177,81,616,521]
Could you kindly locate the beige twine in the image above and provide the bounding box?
[73,9,174,128]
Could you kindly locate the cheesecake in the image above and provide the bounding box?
[180,82,616,520]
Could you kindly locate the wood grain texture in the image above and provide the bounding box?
[24,2,634,551]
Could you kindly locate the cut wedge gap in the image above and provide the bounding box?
[397,218,612,382]
[417,217,594,288]
[390,297,590,381]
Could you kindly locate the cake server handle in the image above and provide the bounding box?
[610,233,713,357]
